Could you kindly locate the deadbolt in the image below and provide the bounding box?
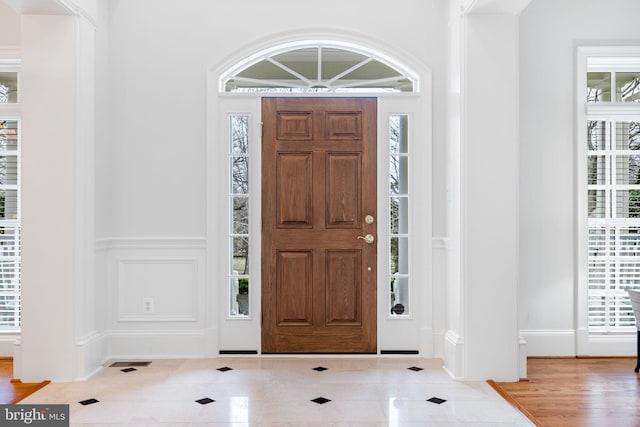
[365,215,375,224]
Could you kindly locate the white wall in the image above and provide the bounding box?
[12,0,640,381]
[519,0,640,356]
[99,0,449,360]
[0,1,19,45]
[102,0,447,238]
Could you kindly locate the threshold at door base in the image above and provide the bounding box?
[261,352,377,355]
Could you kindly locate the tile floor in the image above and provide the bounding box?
[20,357,534,426]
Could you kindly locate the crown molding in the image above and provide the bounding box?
[463,0,533,15]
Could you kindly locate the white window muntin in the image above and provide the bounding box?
[220,40,419,94]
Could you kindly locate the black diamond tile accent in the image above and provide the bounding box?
[408,366,424,372]
[196,397,215,405]
[312,366,328,372]
[121,367,137,373]
[217,366,233,372]
[79,398,99,406]
[311,397,331,405]
[427,397,447,404]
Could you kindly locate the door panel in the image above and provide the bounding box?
[326,250,361,325]
[326,154,361,227]
[262,97,377,353]
[277,153,313,227]
[276,250,313,326]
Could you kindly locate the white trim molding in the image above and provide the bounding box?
[582,333,636,357]
[0,333,19,357]
[75,330,108,380]
[96,237,207,250]
[462,0,533,15]
[443,330,464,379]
[4,0,97,25]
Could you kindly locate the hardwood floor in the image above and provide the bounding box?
[0,358,50,404]
[491,357,640,427]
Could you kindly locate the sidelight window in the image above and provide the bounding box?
[229,115,250,317]
[389,115,410,316]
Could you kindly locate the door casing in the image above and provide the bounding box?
[211,94,432,356]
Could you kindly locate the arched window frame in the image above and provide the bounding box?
[219,40,420,94]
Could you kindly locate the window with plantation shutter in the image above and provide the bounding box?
[0,66,19,330]
[0,118,20,330]
[586,63,640,333]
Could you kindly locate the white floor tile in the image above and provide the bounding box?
[17,358,534,426]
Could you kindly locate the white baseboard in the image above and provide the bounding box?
[519,329,576,356]
[107,329,208,359]
[433,329,446,358]
[521,329,638,357]
[582,333,636,356]
[443,330,464,380]
[75,331,108,380]
[0,333,19,357]
[519,335,527,379]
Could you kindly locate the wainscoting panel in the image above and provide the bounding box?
[117,258,198,322]
[101,237,208,358]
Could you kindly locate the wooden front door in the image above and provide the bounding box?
[261,97,377,353]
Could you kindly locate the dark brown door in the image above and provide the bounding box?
[261,97,377,353]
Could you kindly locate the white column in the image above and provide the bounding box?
[446,0,525,382]
[19,13,77,382]
[16,0,97,382]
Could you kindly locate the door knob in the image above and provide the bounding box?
[357,234,375,244]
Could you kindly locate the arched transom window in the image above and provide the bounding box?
[221,41,417,93]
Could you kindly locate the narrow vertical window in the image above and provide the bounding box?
[229,115,250,317]
[389,115,409,316]
[0,119,20,329]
